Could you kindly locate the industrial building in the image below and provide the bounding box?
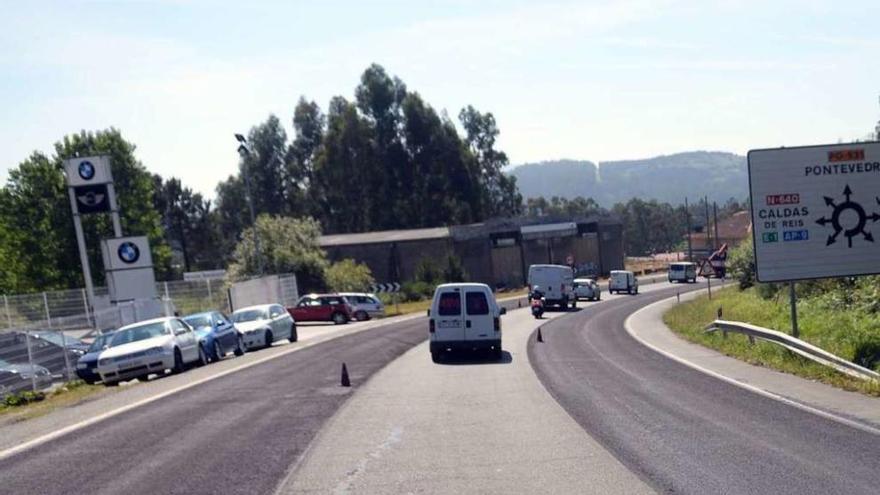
[320,218,624,289]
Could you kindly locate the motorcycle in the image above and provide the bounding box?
[531,297,545,319]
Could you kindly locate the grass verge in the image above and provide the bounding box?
[663,287,880,397]
[0,380,115,424]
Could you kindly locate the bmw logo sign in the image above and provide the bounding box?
[78,161,96,181]
[117,242,140,264]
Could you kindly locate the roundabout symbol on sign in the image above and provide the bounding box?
[117,242,140,264]
[78,161,95,180]
[815,184,880,248]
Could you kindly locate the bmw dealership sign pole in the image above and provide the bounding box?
[64,156,116,313]
[748,141,880,336]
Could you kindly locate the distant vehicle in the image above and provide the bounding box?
[428,283,506,362]
[232,304,297,350]
[528,264,576,309]
[339,293,385,321]
[97,317,207,386]
[183,311,245,362]
[609,270,639,295]
[76,331,115,384]
[0,358,53,396]
[573,278,601,301]
[668,262,697,283]
[0,330,86,380]
[288,294,354,325]
[530,296,545,319]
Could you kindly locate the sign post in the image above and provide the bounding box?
[749,141,880,336]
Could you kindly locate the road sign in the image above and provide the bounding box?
[370,283,401,293]
[748,141,880,282]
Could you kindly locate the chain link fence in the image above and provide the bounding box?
[1,274,298,398]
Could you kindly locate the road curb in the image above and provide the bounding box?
[624,293,880,436]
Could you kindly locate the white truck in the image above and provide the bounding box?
[528,264,576,309]
[668,262,697,283]
[608,270,639,295]
[428,283,505,362]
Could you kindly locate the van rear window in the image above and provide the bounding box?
[671,265,684,271]
[437,292,461,316]
[465,292,489,315]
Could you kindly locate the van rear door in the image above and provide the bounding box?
[434,288,464,343]
[464,289,494,342]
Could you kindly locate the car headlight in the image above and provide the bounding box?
[145,346,165,356]
[76,363,88,370]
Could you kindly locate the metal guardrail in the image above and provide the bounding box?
[705,319,880,382]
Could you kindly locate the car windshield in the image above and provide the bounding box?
[110,322,169,346]
[33,331,81,347]
[183,314,213,328]
[233,309,269,323]
[87,333,114,352]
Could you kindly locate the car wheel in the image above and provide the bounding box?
[197,345,209,367]
[264,330,274,349]
[234,335,245,356]
[332,312,348,325]
[136,375,150,382]
[431,351,441,363]
[289,323,298,343]
[172,348,185,374]
[213,341,223,362]
[355,310,368,321]
[82,377,98,385]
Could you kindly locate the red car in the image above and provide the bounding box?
[287,294,354,324]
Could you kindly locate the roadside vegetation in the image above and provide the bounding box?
[664,239,880,396]
[0,380,112,423]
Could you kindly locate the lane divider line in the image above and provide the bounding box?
[624,296,880,437]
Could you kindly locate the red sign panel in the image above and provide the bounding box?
[766,194,800,205]
[828,149,864,162]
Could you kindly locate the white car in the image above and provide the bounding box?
[97,317,207,386]
[232,304,297,350]
[573,278,601,301]
[339,293,385,321]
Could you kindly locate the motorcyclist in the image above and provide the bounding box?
[529,285,545,302]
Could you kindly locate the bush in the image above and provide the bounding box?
[415,258,442,285]
[401,281,434,302]
[325,259,375,292]
[442,254,467,283]
[3,390,45,407]
[727,238,756,289]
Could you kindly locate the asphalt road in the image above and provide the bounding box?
[283,298,654,494]
[0,298,524,495]
[529,285,880,495]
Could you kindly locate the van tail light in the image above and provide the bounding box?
[429,319,435,333]
[494,317,500,332]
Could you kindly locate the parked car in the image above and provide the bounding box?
[232,304,297,350]
[288,294,354,324]
[428,283,506,362]
[668,262,697,283]
[339,293,385,321]
[0,330,85,380]
[96,317,207,386]
[527,264,576,309]
[573,278,601,301]
[75,331,115,384]
[183,311,245,362]
[609,270,639,295]
[0,358,53,396]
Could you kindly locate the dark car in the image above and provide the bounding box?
[0,330,85,380]
[0,358,53,396]
[75,332,115,384]
[288,294,354,325]
[183,311,245,362]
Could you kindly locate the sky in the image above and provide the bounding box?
[1,0,879,198]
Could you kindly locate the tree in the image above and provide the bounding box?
[288,97,325,217]
[325,259,375,292]
[153,175,222,274]
[227,215,329,291]
[612,198,686,256]
[460,105,523,217]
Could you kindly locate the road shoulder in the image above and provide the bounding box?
[627,291,880,430]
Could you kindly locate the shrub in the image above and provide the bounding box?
[401,281,434,302]
[727,238,756,289]
[325,259,375,292]
[415,258,442,285]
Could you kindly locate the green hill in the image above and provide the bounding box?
[509,151,747,206]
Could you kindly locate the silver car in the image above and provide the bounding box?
[339,293,386,321]
[573,278,601,301]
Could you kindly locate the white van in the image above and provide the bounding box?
[428,283,506,362]
[527,264,576,309]
[668,262,697,283]
[608,270,639,295]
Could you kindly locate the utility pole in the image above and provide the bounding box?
[685,197,693,262]
[234,134,264,276]
[713,202,720,251]
[704,196,712,255]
